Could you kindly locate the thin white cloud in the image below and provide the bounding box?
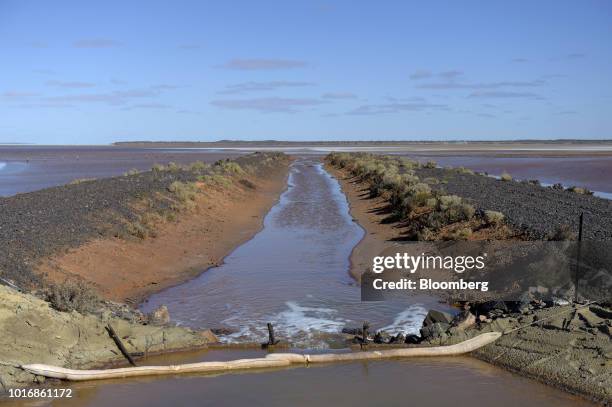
[211,97,324,113]
[218,81,315,95]
[322,92,358,99]
[46,80,95,89]
[468,91,543,99]
[73,38,122,48]
[409,70,432,80]
[347,101,447,115]
[219,59,308,70]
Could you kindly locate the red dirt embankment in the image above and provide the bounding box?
[37,162,290,304]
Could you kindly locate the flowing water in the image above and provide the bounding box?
[142,158,436,347]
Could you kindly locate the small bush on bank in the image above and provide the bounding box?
[449,227,472,240]
[166,162,181,172]
[124,168,140,176]
[456,167,474,175]
[198,174,231,187]
[168,181,198,202]
[44,281,100,314]
[422,160,437,169]
[549,224,576,241]
[500,172,512,182]
[566,186,593,195]
[484,210,505,226]
[189,161,209,172]
[69,178,96,185]
[152,163,166,172]
[215,160,244,175]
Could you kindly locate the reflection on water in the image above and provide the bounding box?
[1,349,594,407]
[142,159,435,347]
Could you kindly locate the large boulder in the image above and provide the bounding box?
[423,310,452,327]
[420,322,450,341]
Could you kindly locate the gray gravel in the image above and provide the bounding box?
[415,168,612,240]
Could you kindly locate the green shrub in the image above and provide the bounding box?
[215,160,244,174]
[423,160,437,169]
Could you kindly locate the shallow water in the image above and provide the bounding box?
[1,349,594,407]
[142,158,436,347]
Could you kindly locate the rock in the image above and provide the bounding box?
[423,310,452,327]
[148,305,170,325]
[373,331,390,344]
[342,327,363,335]
[198,329,219,343]
[420,322,450,341]
[405,334,421,344]
[577,308,604,328]
[211,327,237,336]
[451,310,476,331]
[389,333,405,344]
[589,305,612,320]
[477,301,508,315]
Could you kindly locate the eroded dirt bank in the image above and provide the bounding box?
[0,285,217,391]
[36,159,290,304]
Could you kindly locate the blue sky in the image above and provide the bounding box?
[1,0,611,144]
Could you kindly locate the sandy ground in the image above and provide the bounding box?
[0,285,217,391]
[36,164,290,304]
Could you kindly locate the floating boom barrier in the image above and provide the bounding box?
[21,332,501,382]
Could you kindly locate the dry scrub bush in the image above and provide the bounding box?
[449,227,473,240]
[500,172,512,182]
[423,160,437,169]
[567,186,592,195]
[549,224,576,241]
[198,174,231,187]
[456,167,475,175]
[124,168,140,176]
[215,160,244,175]
[69,178,96,185]
[168,181,199,202]
[484,210,505,226]
[189,161,210,172]
[152,163,166,172]
[44,281,100,314]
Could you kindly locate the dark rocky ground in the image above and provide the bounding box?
[0,152,287,289]
[415,167,612,240]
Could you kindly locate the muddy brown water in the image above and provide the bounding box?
[0,157,599,406]
[1,349,594,407]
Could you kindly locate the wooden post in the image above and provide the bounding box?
[106,324,137,366]
[267,323,277,345]
[362,321,370,347]
[574,212,584,303]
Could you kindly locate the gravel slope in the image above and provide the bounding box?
[415,168,612,240]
